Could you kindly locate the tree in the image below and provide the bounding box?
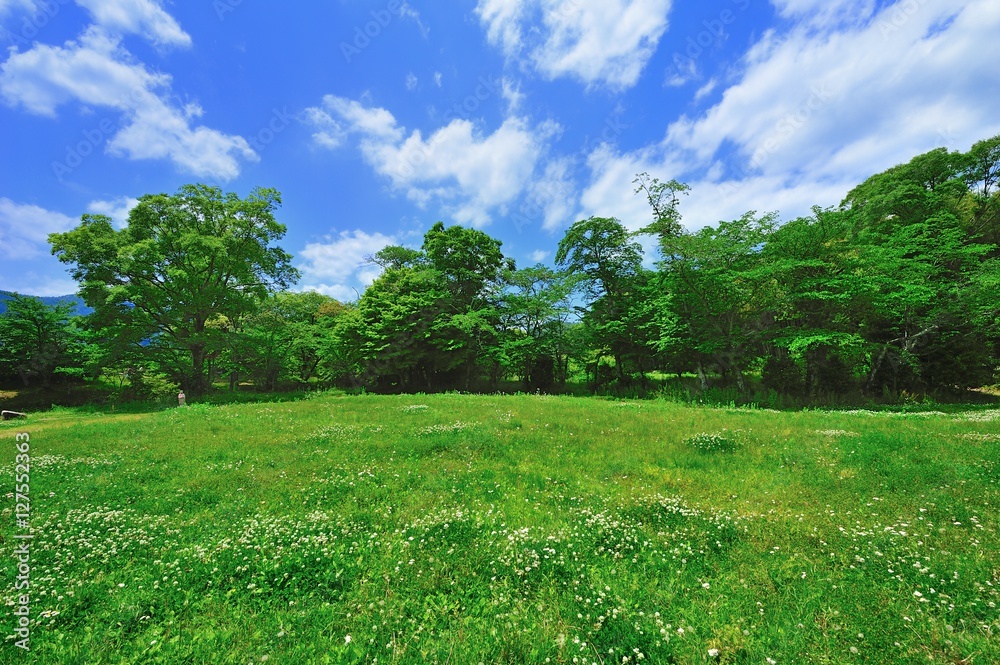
[652,211,780,391]
[962,134,1000,249]
[0,294,80,387]
[500,265,579,390]
[555,216,652,384]
[231,291,344,391]
[49,184,299,395]
[633,171,690,239]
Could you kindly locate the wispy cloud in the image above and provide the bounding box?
[476,0,673,90]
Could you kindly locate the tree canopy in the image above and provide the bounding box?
[9,133,998,404]
[49,184,298,395]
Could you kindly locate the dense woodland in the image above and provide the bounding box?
[2,136,999,404]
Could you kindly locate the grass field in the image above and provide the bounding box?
[2,393,998,664]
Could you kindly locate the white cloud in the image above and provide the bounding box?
[529,249,549,263]
[405,72,418,91]
[0,273,81,298]
[580,0,1000,233]
[399,1,428,38]
[476,0,673,90]
[501,77,524,113]
[527,156,577,232]
[434,71,443,87]
[299,229,398,301]
[0,198,77,259]
[307,95,402,143]
[0,0,37,15]
[693,79,716,102]
[0,15,254,181]
[771,0,877,27]
[87,196,139,228]
[305,95,555,227]
[74,0,192,48]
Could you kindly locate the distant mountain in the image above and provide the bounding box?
[0,290,92,316]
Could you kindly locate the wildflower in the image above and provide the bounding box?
[708,648,719,657]
[345,635,352,645]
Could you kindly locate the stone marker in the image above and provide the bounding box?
[178,391,187,407]
[2,410,28,420]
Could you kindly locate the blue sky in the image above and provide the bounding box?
[1,0,998,300]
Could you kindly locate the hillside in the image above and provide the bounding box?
[0,289,91,315]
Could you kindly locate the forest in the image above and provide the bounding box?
[2,135,998,405]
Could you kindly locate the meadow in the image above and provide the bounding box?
[1,393,998,664]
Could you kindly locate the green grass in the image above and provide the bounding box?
[2,394,998,663]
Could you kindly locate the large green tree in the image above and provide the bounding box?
[49,184,298,395]
[555,216,654,384]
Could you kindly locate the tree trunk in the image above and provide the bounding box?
[696,363,708,392]
[189,344,209,396]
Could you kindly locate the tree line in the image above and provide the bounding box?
[2,136,998,402]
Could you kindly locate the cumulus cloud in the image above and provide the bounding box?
[87,196,139,228]
[0,8,255,181]
[0,198,77,259]
[579,0,1000,232]
[0,272,81,298]
[298,229,399,301]
[75,0,192,48]
[305,94,556,227]
[476,0,673,90]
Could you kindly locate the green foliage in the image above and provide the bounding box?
[500,265,579,390]
[0,293,81,387]
[49,184,298,395]
[22,133,1000,403]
